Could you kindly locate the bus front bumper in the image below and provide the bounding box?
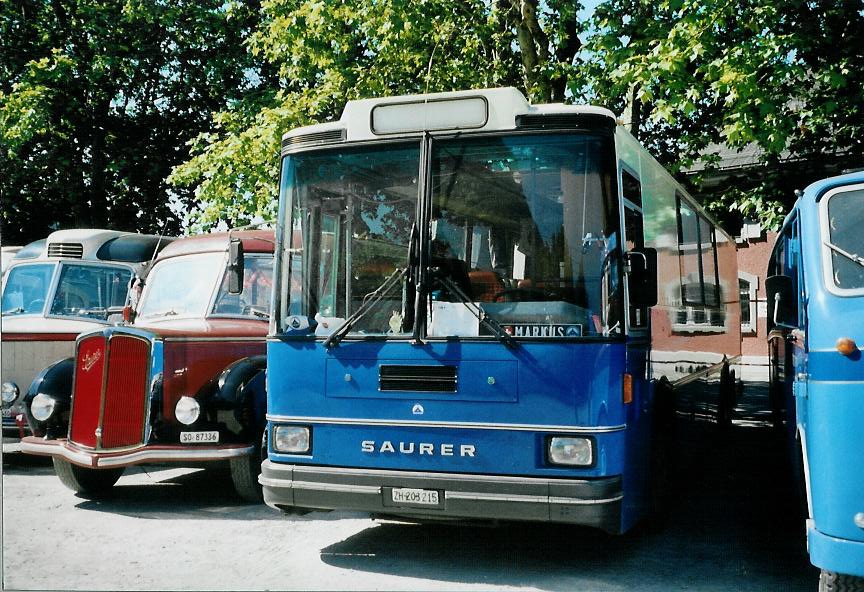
[260,460,623,533]
[808,520,864,578]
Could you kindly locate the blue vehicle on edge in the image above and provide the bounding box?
[261,87,740,534]
[767,171,864,590]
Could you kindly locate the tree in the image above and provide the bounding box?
[169,0,587,231]
[0,0,273,245]
[576,0,864,229]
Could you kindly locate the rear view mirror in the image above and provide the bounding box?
[627,248,658,308]
[228,238,245,295]
[766,275,797,327]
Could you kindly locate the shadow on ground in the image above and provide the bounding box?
[318,382,817,591]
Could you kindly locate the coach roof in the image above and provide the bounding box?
[156,230,274,260]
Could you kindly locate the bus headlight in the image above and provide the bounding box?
[273,426,311,454]
[30,394,57,422]
[1,382,19,404]
[548,436,593,466]
[174,396,201,425]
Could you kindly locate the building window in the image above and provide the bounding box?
[738,272,758,334]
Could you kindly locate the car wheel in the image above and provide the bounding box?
[53,458,124,497]
[229,431,264,502]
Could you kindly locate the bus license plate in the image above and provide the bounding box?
[391,488,439,506]
[180,431,219,444]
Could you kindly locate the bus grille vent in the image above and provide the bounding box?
[282,129,346,149]
[379,365,457,393]
[47,243,84,258]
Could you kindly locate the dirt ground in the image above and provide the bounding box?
[1,382,818,591]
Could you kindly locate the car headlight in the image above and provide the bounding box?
[273,425,311,454]
[174,396,201,425]
[30,394,57,422]
[548,436,593,466]
[1,382,19,404]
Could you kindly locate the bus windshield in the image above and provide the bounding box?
[49,264,133,321]
[824,186,864,290]
[1,263,55,315]
[280,133,620,339]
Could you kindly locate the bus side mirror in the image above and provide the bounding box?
[627,248,658,308]
[228,239,245,295]
[766,275,797,327]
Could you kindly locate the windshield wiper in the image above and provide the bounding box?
[2,307,24,314]
[323,267,408,349]
[431,271,518,348]
[824,241,864,267]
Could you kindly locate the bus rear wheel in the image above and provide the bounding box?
[819,570,864,592]
[53,458,124,497]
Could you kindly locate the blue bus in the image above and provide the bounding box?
[767,171,864,589]
[261,88,740,534]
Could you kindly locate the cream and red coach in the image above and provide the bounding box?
[2,229,172,440]
[21,231,274,501]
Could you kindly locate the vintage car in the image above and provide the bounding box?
[2,229,172,440]
[20,230,274,501]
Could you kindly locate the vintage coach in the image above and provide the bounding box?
[21,230,273,501]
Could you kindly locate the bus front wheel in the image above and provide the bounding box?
[819,570,864,592]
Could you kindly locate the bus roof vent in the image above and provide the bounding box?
[282,129,346,150]
[47,242,84,259]
[515,113,615,132]
[379,365,458,393]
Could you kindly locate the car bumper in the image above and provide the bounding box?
[260,460,623,533]
[808,520,864,577]
[20,437,254,468]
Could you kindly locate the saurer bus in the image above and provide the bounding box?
[767,171,864,590]
[261,87,740,533]
[2,229,171,440]
[21,231,274,501]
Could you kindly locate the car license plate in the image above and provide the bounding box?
[180,431,219,444]
[391,487,440,506]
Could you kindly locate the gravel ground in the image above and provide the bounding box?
[2,382,817,591]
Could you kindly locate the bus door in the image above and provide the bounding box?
[621,167,653,515]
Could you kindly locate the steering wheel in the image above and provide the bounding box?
[25,298,45,313]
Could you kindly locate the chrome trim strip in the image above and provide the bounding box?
[445,491,547,503]
[161,337,265,343]
[266,416,626,434]
[549,494,623,506]
[96,445,253,467]
[293,481,381,495]
[288,464,601,486]
[20,440,94,467]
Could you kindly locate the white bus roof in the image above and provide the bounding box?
[13,229,172,263]
[282,87,618,144]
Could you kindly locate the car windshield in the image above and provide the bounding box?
[212,255,274,319]
[1,263,56,315]
[48,264,133,321]
[137,252,224,319]
[824,186,864,290]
